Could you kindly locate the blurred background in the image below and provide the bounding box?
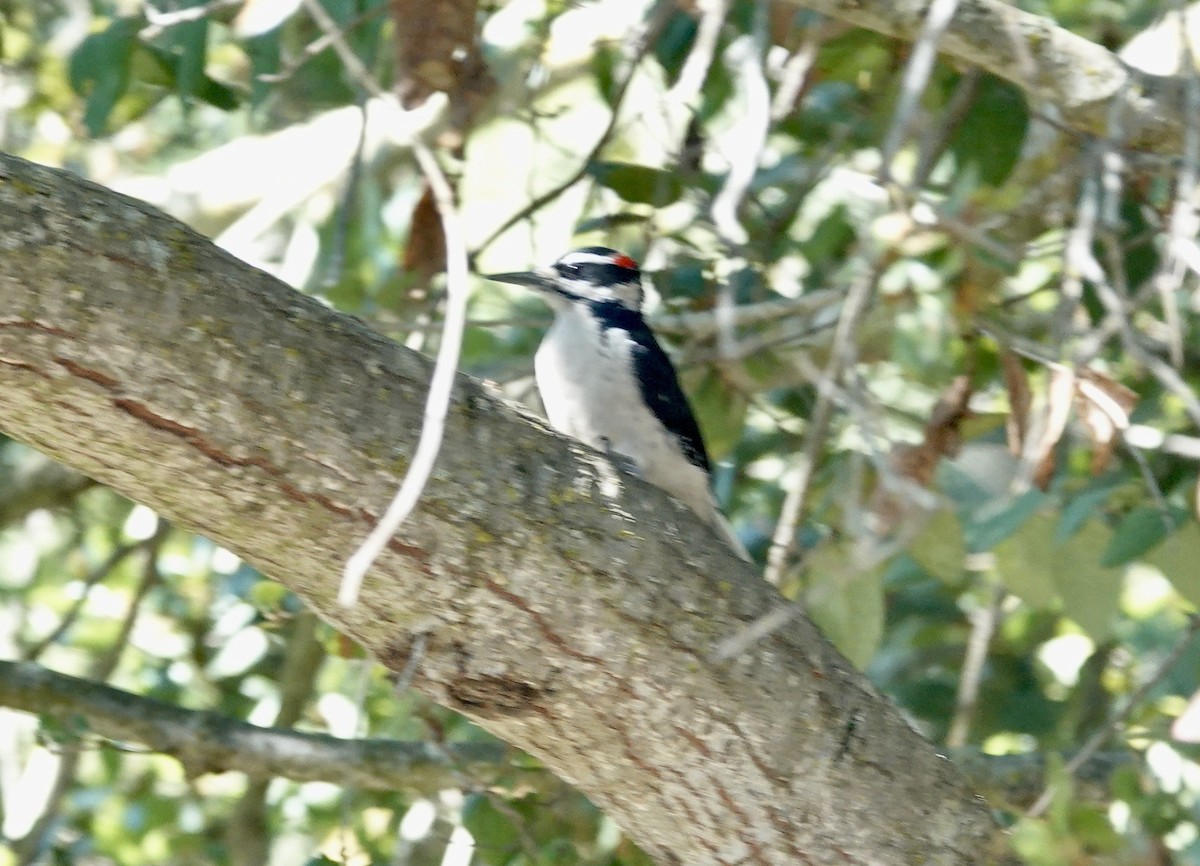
[2,0,1200,863]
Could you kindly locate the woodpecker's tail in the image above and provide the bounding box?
[711,507,751,562]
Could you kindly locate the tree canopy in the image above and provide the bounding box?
[2,0,1200,864]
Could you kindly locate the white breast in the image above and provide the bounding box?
[534,306,716,522]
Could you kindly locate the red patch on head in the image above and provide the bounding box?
[612,253,638,270]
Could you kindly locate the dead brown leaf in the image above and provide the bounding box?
[1000,350,1032,457]
[871,376,973,533]
[1030,363,1075,489]
[403,183,446,293]
[1075,369,1138,475]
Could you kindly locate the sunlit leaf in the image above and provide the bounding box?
[234,0,305,37]
[906,508,967,583]
[1054,520,1122,640]
[1143,521,1200,605]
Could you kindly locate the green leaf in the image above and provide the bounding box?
[803,542,885,668]
[799,204,855,263]
[935,461,993,511]
[1069,805,1121,853]
[1054,521,1122,641]
[1100,507,1173,567]
[962,488,1047,553]
[1143,521,1200,605]
[588,162,684,207]
[994,518,1122,638]
[948,74,1029,187]
[685,368,748,458]
[906,508,967,583]
[138,43,241,111]
[574,212,649,233]
[652,10,699,83]
[462,794,519,865]
[171,17,208,100]
[591,43,619,104]
[1056,481,1121,543]
[68,17,141,135]
[992,517,1060,609]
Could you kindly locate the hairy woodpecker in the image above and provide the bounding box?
[487,247,748,559]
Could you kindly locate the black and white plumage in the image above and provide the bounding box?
[487,247,747,559]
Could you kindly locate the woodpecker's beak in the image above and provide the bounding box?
[485,267,559,295]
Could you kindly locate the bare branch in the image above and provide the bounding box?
[474,4,675,254]
[0,450,93,527]
[763,255,885,587]
[781,0,1190,153]
[0,659,535,795]
[880,0,962,187]
[945,585,1006,749]
[1027,615,1200,818]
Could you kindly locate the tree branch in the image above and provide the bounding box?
[0,658,1130,814]
[0,659,538,796]
[783,0,1188,153]
[0,449,93,526]
[0,152,1006,866]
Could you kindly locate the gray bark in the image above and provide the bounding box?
[0,153,1007,865]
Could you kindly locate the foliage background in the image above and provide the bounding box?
[2,0,1200,863]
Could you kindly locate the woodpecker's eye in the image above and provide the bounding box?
[557,262,582,277]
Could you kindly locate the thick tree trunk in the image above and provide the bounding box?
[0,153,1007,865]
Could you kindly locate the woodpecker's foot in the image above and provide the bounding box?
[600,437,643,478]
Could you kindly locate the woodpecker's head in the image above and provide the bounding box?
[486,247,644,312]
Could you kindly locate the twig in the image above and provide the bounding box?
[707,2,770,367]
[945,584,1006,748]
[336,658,376,858]
[711,0,780,362]
[879,0,962,187]
[392,632,428,695]
[710,603,801,661]
[227,610,323,866]
[13,522,165,865]
[911,67,980,190]
[22,536,156,662]
[1026,615,1200,818]
[319,95,372,288]
[761,255,884,588]
[301,0,387,98]
[473,4,674,255]
[141,0,241,38]
[1153,0,1200,369]
[657,289,842,337]
[669,0,731,110]
[1056,154,1104,348]
[1089,226,1200,429]
[297,0,472,606]
[259,5,390,84]
[339,139,470,605]
[769,23,826,121]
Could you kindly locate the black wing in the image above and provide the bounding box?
[597,303,711,473]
